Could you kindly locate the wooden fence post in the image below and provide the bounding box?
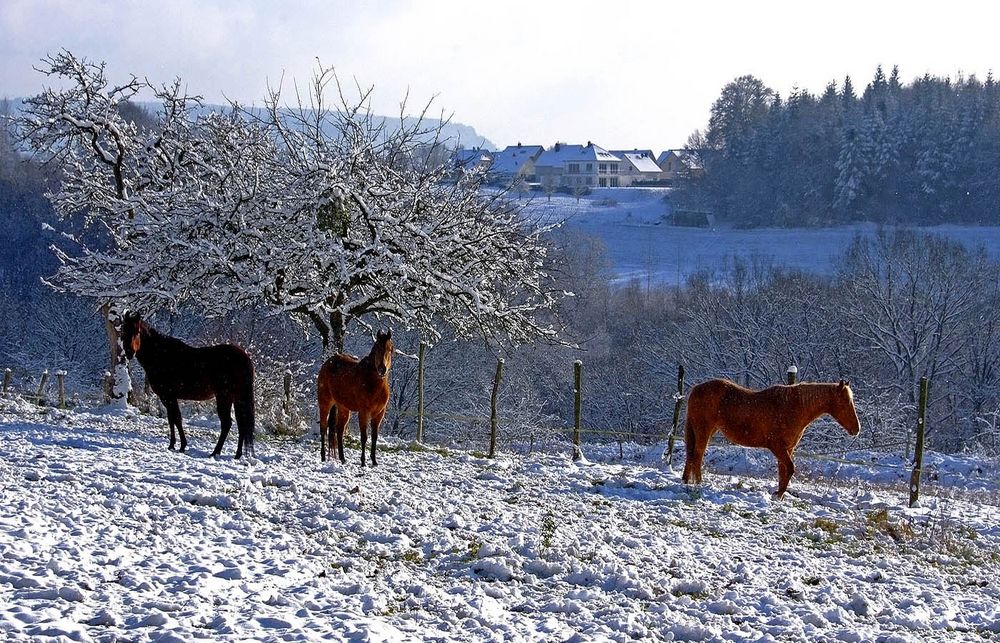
[909,377,929,508]
[35,369,49,406]
[787,365,798,385]
[666,364,685,467]
[573,360,583,461]
[416,342,426,443]
[488,358,504,458]
[56,370,67,409]
[2,368,10,396]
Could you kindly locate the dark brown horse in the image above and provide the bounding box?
[122,312,256,459]
[317,329,393,466]
[682,378,860,498]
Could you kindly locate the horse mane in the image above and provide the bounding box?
[136,320,194,353]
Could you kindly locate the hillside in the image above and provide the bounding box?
[528,188,1000,285]
[1,397,998,641]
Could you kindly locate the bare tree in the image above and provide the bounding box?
[14,52,566,373]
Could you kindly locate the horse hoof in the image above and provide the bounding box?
[168,445,176,451]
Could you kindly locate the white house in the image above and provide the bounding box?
[533,142,622,189]
[609,149,662,186]
[488,143,544,183]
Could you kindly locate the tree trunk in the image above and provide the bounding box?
[102,302,119,375]
[308,312,331,353]
[330,310,346,354]
[102,302,133,407]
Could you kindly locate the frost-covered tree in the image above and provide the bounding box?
[14,52,563,361]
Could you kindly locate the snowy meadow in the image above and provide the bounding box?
[532,188,1000,285]
[1,395,998,642]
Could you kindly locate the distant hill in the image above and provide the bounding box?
[157,102,498,151]
[5,98,495,151]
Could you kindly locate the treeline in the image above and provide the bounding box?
[675,67,1000,227]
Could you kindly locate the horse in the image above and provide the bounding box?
[682,378,860,499]
[121,312,256,459]
[317,329,393,467]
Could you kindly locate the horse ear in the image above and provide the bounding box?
[839,379,847,387]
[385,328,392,340]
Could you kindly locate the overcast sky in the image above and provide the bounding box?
[2,0,998,152]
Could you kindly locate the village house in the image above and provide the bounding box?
[533,142,623,189]
[656,149,703,183]
[488,143,544,184]
[452,148,493,174]
[609,149,662,186]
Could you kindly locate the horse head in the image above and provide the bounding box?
[121,311,145,359]
[373,329,393,378]
[833,379,861,436]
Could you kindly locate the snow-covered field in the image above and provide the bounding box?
[525,188,1000,285]
[2,396,999,642]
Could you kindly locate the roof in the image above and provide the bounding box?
[534,142,621,169]
[610,150,662,173]
[656,148,702,170]
[453,148,492,168]
[489,144,544,175]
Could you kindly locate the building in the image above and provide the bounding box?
[488,143,544,184]
[533,142,622,189]
[609,149,663,186]
[656,149,703,183]
[452,148,493,174]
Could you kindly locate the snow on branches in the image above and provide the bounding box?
[14,52,564,352]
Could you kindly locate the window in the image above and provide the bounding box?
[586,177,594,186]
[568,163,580,174]
[598,163,607,173]
[610,177,619,187]
[599,177,607,187]
[610,163,619,174]
[586,163,593,172]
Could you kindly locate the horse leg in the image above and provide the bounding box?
[334,406,349,465]
[683,419,713,485]
[213,395,233,458]
[165,399,186,452]
[234,392,255,459]
[318,396,333,463]
[682,418,696,483]
[370,409,385,467]
[771,447,795,500]
[358,412,370,468]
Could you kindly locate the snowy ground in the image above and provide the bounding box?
[524,188,1000,285]
[1,396,999,642]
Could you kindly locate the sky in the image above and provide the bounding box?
[2,0,999,152]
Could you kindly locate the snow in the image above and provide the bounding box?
[526,188,1000,285]
[2,396,999,642]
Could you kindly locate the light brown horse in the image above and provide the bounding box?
[317,329,393,466]
[682,378,860,498]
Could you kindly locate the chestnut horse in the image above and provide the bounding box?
[682,379,860,498]
[122,312,256,459]
[317,329,393,466]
